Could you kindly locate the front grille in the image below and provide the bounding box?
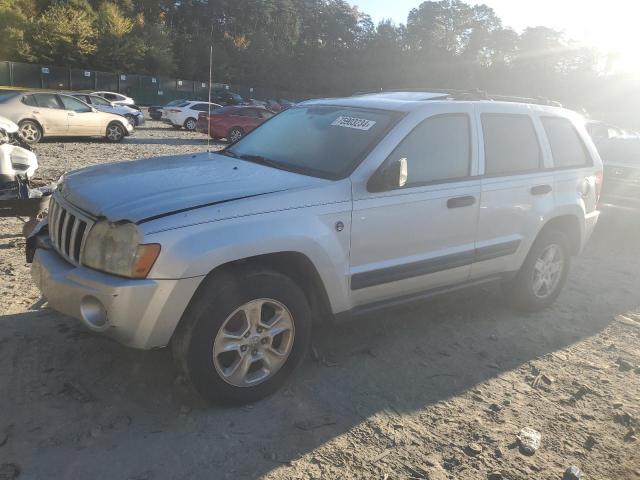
[48,195,94,265]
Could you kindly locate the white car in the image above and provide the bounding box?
[91,91,136,107]
[163,101,222,131]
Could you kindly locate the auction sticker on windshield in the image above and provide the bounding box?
[331,116,377,131]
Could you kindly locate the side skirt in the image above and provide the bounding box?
[333,273,513,323]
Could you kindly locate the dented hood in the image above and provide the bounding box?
[59,152,326,223]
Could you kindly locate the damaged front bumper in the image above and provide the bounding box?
[28,227,203,350]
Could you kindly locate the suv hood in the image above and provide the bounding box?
[59,152,327,223]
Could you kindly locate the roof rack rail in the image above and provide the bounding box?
[352,88,562,107]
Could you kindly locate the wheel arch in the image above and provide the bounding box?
[19,118,44,133]
[188,251,333,327]
[106,119,129,136]
[536,214,582,256]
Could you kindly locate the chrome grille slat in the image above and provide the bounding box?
[47,194,95,266]
[61,213,71,256]
[69,219,81,262]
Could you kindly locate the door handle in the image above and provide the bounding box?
[531,184,552,195]
[447,196,476,209]
[68,112,76,116]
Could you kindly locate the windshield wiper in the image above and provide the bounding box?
[237,154,282,170]
[219,149,239,158]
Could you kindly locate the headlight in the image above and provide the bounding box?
[81,220,160,279]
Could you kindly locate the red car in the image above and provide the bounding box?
[197,106,276,142]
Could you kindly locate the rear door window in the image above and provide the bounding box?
[542,117,592,168]
[191,103,212,112]
[33,94,63,109]
[482,114,541,175]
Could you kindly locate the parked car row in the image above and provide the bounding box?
[0,91,135,144]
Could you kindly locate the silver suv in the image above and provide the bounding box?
[28,91,603,404]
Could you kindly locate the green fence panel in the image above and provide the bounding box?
[0,62,10,86]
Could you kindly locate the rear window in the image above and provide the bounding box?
[0,93,19,103]
[482,114,541,175]
[542,117,592,168]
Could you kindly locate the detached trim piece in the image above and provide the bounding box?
[351,239,520,290]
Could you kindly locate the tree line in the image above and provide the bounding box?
[0,0,633,124]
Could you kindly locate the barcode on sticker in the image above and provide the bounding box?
[331,116,376,131]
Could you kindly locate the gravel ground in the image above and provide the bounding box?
[0,118,639,480]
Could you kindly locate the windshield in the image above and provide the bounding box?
[225,105,399,179]
[90,95,111,106]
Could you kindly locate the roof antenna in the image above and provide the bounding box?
[207,43,213,154]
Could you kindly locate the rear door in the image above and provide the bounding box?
[350,106,481,307]
[471,105,555,280]
[31,93,69,135]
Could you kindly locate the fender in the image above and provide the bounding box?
[144,201,353,315]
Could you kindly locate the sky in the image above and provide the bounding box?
[350,0,640,70]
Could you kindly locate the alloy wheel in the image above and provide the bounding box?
[532,244,564,299]
[213,298,295,387]
[20,122,41,143]
[185,118,197,130]
[106,124,123,141]
[229,128,243,142]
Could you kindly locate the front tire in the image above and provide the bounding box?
[105,122,126,142]
[172,267,312,404]
[503,230,570,311]
[18,120,42,144]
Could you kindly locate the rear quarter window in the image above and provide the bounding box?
[542,117,592,168]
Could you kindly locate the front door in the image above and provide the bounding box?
[58,95,103,135]
[350,108,480,307]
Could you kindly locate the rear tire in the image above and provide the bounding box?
[228,127,244,143]
[18,120,42,144]
[184,117,197,131]
[503,230,570,311]
[172,267,312,405]
[105,122,126,142]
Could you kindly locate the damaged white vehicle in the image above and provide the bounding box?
[28,92,602,404]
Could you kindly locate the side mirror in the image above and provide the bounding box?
[370,158,408,192]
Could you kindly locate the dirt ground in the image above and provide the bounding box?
[1,118,639,480]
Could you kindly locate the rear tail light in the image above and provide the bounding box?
[595,170,603,201]
[166,108,181,113]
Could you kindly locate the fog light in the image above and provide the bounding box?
[80,296,108,330]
